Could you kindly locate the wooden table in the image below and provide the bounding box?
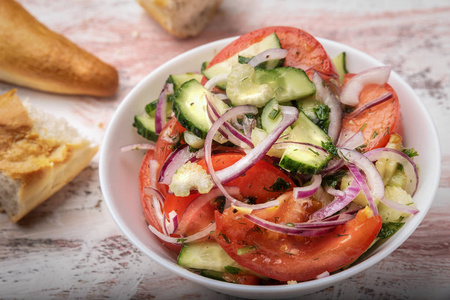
[1,0,449,299]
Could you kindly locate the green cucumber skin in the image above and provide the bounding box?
[172,79,211,139]
[332,52,348,84]
[279,150,331,174]
[132,114,158,142]
[254,67,316,102]
[278,111,332,174]
[202,33,282,89]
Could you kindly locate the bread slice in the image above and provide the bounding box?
[0,0,118,97]
[0,89,98,222]
[138,0,223,38]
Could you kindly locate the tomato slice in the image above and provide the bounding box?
[164,152,296,224]
[214,193,382,282]
[138,118,186,252]
[340,73,403,151]
[201,26,337,86]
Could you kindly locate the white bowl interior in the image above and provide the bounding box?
[99,37,441,299]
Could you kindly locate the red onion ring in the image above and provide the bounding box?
[148,222,216,245]
[312,72,342,143]
[310,179,361,220]
[293,175,322,199]
[247,48,288,68]
[364,148,419,196]
[175,186,240,235]
[340,66,391,106]
[155,83,174,134]
[205,105,298,209]
[158,144,198,185]
[338,147,385,201]
[347,163,379,215]
[204,73,228,91]
[320,158,345,175]
[206,96,254,149]
[346,92,393,119]
[162,210,179,235]
[337,130,365,149]
[379,196,419,215]
[244,214,336,236]
[120,143,156,152]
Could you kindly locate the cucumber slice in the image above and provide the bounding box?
[177,241,241,272]
[173,79,229,138]
[295,95,321,123]
[132,113,158,142]
[133,72,201,141]
[261,98,282,132]
[332,52,348,84]
[254,67,315,102]
[279,111,332,174]
[226,65,316,107]
[202,33,282,89]
[167,72,203,91]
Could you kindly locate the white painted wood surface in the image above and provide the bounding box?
[1,0,449,299]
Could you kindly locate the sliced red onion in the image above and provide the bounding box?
[379,196,419,215]
[205,105,298,208]
[148,159,160,189]
[143,186,165,230]
[158,144,198,185]
[310,179,361,220]
[364,148,419,196]
[312,71,342,143]
[320,158,345,175]
[175,186,240,235]
[338,147,385,202]
[247,48,288,68]
[340,66,391,106]
[143,186,165,205]
[337,130,365,149]
[155,83,174,134]
[162,210,179,236]
[204,73,228,91]
[148,222,216,245]
[120,143,155,152]
[324,185,345,198]
[293,175,322,199]
[347,163,379,215]
[206,95,254,149]
[244,213,336,236]
[316,271,330,279]
[346,92,393,119]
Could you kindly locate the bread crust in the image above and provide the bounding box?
[0,0,119,97]
[0,89,98,223]
[138,0,223,38]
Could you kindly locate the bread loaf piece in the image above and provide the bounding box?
[0,0,119,97]
[138,0,223,38]
[0,89,98,222]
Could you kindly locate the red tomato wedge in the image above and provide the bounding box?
[341,73,403,151]
[214,193,382,282]
[201,26,337,85]
[163,152,296,236]
[138,118,186,252]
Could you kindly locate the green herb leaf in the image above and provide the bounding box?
[402,148,419,158]
[377,222,405,239]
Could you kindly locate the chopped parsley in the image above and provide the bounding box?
[264,177,291,192]
[402,148,419,158]
[321,140,339,157]
[322,170,347,188]
[313,103,331,133]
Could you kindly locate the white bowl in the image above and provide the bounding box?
[99,36,441,299]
